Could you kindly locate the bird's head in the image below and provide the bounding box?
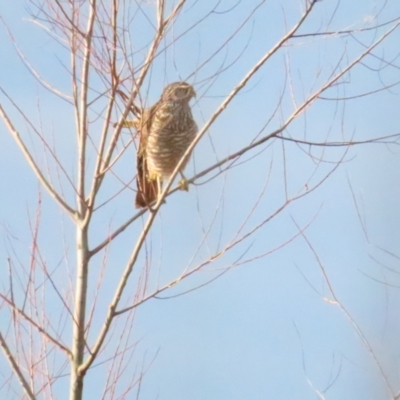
[162,82,196,103]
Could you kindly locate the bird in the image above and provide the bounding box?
[120,82,197,208]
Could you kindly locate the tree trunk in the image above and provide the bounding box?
[70,225,89,400]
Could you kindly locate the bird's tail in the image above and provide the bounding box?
[135,154,158,208]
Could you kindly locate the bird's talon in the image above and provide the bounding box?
[179,179,189,191]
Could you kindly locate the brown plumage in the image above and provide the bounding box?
[122,82,197,208]
[134,107,159,208]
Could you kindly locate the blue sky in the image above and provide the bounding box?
[0,1,400,399]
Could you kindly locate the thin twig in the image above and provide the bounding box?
[0,104,76,218]
[0,331,36,400]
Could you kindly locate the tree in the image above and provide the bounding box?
[0,0,399,399]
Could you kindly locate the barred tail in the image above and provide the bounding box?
[135,154,158,208]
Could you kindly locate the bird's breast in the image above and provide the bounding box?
[146,103,197,178]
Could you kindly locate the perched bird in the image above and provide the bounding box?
[121,82,197,208]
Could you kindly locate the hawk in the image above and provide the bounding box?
[121,82,197,208]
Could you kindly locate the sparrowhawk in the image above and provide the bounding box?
[121,82,197,208]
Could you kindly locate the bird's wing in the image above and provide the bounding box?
[135,105,159,208]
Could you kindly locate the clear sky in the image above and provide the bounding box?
[0,1,400,399]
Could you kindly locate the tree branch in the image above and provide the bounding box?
[0,331,36,400]
[0,104,76,218]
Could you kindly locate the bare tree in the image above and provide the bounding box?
[0,0,399,399]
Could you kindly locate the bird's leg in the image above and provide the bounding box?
[155,176,167,208]
[113,119,139,129]
[178,171,189,192]
[157,176,162,201]
[122,119,139,128]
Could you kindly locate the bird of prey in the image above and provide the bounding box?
[120,82,197,208]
